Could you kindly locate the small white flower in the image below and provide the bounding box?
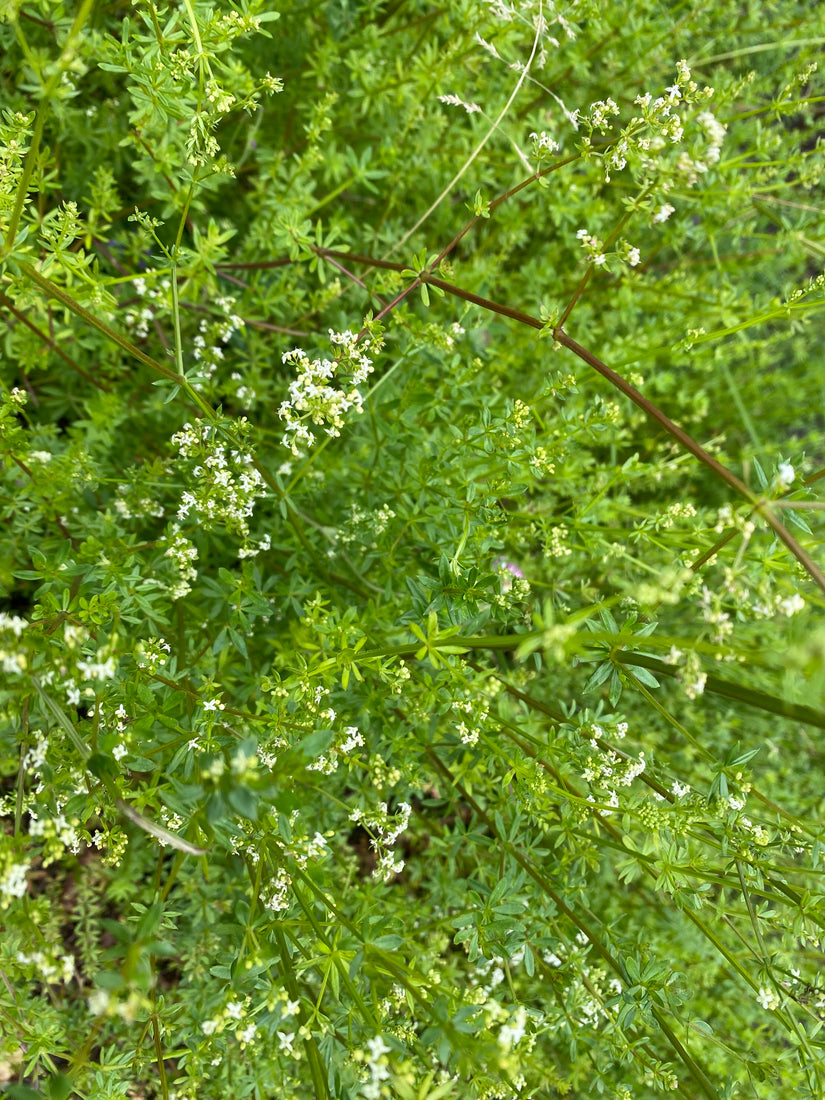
[88,989,111,1016]
[775,462,795,489]
[367,1035,390,1060]
[529,130,559,153]
[777,593,804,616]
[653,203,675,223]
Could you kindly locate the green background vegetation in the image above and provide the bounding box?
[2,1,825,1098]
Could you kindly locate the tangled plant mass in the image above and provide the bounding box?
[1,1,825,1098]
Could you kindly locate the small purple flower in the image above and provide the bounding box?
[493,557,524,579]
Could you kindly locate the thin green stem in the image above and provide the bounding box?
[2,0,96,255]
[274,925,330,1100]
[152,1010,170,1100]
[17,260,216,419]
[384,1,544,258]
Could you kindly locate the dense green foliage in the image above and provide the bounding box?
[2,1,825,1098]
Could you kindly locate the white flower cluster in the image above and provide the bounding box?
[528,445,555,476]
[261,72,284,94]
[15,949,75,984]
[493,557,529,602]
[776,592,805,616]
[498,1005,528,1051]
[361,1035,391,1099]
[205,78,235,114]
[579,61,722,195]
[773,461,795,490]
[29,807,81,858]
[217,9,262,36]
[163,532,199,600]
[0,610,28,676]
[237,532,271,559]
[739,815,770,846]
[575,230,641,269]
[0,611,27,637]
[576,227,607,266]
[136,636,171,673]
[698,585,734,645]
[191,295,245,381]
[339,501,396,547]
[713,503,753,536]
[0,859,29,905]
[681,649,707,700]
[186,112,221,169]
[278,328,378,455]
[124,275,170,338]
[76,655,117,682]
[22,729,48,778]
[654,501,697,530]
[582,745,646,789]
[171,419,266,537]
[452,697,489,746]
[96,702,131,762]
[264,866,292,912]
[308,724,365,775]
[587,97,619,132]
[544,524,573,559]
[112,477,166,520]
[511,398,531,429]
[350,801,411,882]
[529,129,560,157]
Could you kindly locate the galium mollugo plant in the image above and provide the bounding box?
[2,1,825,1098]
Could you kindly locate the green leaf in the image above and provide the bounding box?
[47,1074,74,1100]
[786,508,813,534]
[7,1087,44,1100]
[228,786,259,820]
[752,457,768,489]
[372,934,405,949]
[584,661,613,693]
[628,665,660,689]
[297,728,335,757]
[523,943,535,976]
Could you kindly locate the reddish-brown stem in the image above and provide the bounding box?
[553,328,825,595]
[558,198,642,329]
[428,153,581,273]
[296,246,825,596]
[323,253,387,307]
[0,293,111,392]
[556,267,595,329]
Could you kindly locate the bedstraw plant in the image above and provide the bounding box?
[2,1,825,1098]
